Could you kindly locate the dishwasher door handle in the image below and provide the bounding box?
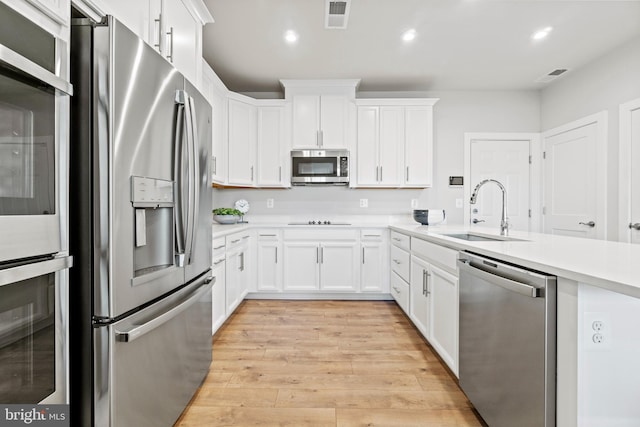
[458,259,542,298]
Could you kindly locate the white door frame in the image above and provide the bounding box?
[464,132,542,232]
[542,111,608,240]
[619,98,640,242]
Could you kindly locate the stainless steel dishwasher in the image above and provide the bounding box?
[457,252,556,427]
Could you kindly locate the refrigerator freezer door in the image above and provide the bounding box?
[93,18,184,319]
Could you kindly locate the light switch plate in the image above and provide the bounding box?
[267,198,274,208]
[360,199,368,208]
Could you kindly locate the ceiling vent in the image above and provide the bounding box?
[535,68,569,83]
[325,0,351,29]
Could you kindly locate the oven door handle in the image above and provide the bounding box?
[0,256,73,287]
[115,276,213,343]
[0,43,73,95]
[457,259,542,298]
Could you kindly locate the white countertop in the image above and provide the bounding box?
[211,216,640,299]
[390,224,640,300]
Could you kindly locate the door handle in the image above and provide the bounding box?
[629,223,640,230]
[579,221,596,227]
[153,14,162,52]
[166,26,174,62]
[472,219,485,224]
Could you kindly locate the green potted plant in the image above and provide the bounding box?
[212,208,242,224]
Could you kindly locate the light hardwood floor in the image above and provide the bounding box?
[175,300,485,427]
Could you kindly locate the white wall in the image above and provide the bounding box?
[540,36,640,241]
[215,90,540,223]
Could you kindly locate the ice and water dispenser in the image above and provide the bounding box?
[130,176,174,279]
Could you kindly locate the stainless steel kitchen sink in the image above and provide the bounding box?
[442,233,525,242]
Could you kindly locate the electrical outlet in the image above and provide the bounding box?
[411,199,419,209]
[455,198,463,208]
[360,199,368,208]
[266,198,274,208]
[584,312,611,349]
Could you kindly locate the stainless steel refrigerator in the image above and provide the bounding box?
[69,15,213,427]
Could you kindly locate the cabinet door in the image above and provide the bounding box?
[28,0,69,25]
[356,106,379,186]
[410,255,430,339]
[320,242,359,291]
[320,95,348,148]
[162,0,199,84]
[225,250,240,313]
[404,106,433,187]
[211,85,228,184]
[283,242,319,290]
[238,248,250,300]
[257,241,281,291]
[378,106,404,186]
[361,241,384,292]
[211,258,226,334]
[292,95,320,148]
[429,264,458,375]
[257,106,287,186]
[101,0,150,41]
[228,99,256,185]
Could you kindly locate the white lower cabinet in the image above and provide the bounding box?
[256,230,282,291]
[225,230,251,314]
[211,239,226,334]
[360,229,389,293]
[410,255,430,336]
[390,271,410,315]
[282,229,359,292]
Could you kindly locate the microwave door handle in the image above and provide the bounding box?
[174,92,187,266]
[186,95,200,264]
[0,44,73,95]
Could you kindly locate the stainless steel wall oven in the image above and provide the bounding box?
[0,1,73,405]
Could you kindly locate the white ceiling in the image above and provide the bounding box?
[201,0,640,93]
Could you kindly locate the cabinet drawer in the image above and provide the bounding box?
[390,271,409,315]
[227,230,251,249]
[411,238,458,273]
[390,231,410,251]
[257,229,281,241]
[213,237,226,251]
[390,245,410,282]
[361,229,386,241]
[283,229,358,241]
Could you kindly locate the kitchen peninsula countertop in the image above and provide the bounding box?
[211,216,640,299]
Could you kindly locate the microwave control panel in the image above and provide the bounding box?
[339,156,349,177]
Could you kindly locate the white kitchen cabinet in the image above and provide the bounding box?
[404,106,434,187]
[360,229,388,293]
[256,230,282,291]
[410,236,459,375]
[211,236,226,334]
[227,96,257,186]
[257,103,289,187]
[225,230,251,312]
[225,248,241,314]
[282,229,359,292]
[201,61,228,185]
[356,106,404,186]
[99,0,150,41]
[355,100,437,188]
[410,254,431,338]
[290,94,349,149]
[158,0,199,84]
[390,271,410,315]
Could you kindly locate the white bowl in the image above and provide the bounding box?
[213,214,238,224]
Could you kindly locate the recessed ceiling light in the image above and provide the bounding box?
[532,27,553,41]
[402,29,416,42]
[285,30,298,44]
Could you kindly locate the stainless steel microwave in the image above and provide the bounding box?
[291,150,349,185]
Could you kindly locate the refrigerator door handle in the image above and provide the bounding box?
[186,94,200,265]
[0,256,73,287]
[115,276,214,343]
[181,92,196,266]
[174,93,187,266]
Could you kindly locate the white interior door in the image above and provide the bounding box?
[619,98,640,243]
[466,135,532,232]
[543,113,607,239]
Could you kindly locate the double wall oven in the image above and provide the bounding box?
[0,2,72,405]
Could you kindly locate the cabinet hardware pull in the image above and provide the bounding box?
[393,286,400,294]
[213,259,225,265]
[423,269,427,295]
[231,239,240,243]
[319,130,323,147]
[242,235,250,239]
[213,245,225,250]
[375,166,379,182]
[260,234,276,237]
[316,247,319,264]
[578,221,596,227]
[629,222,640,230]
[250,166,254,181]
[239,252,244,271]
[154,15,162,52]
[362,247,365,264]
[392,259,401,264]
[380,166,383,182]
[166,27,174,62]
[392,237,401,241]
[363,234,379,237]
[406,166,409,181]
[279,166,282,182]
[320,246,324,264]
[275,247,278,264]
[213,156,217,175]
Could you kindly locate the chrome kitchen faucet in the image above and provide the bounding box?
[470,179,509,235]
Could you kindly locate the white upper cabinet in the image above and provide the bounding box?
[281,79,360,150]
[201,60,228,185]
[257,102,290,187]
[159,0,199,84]
[355,99,438,188]
[5,0,69,38]
[227,95,257,186]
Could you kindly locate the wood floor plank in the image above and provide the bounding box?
[176,300,484,427]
